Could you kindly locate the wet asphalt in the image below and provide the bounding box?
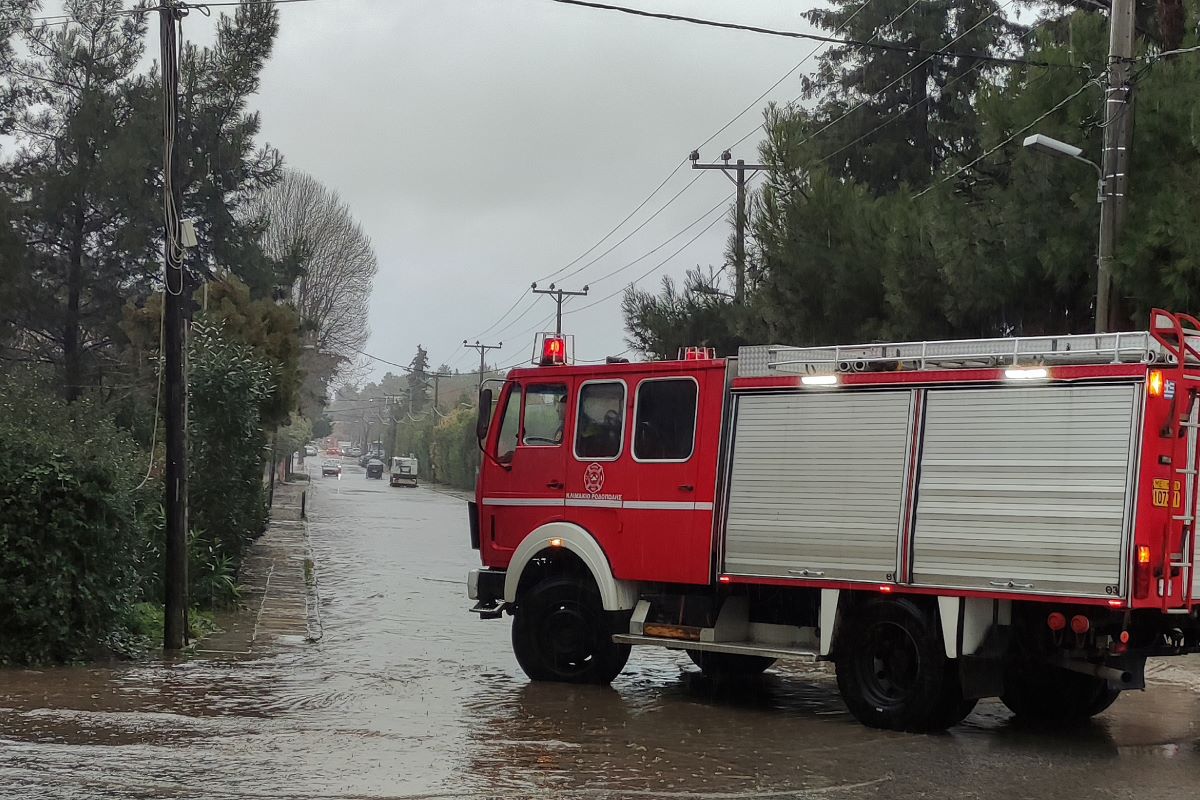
[3,459,1200,799]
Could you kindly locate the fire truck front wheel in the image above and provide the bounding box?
[835,597,970,732]
[511,576,631,685]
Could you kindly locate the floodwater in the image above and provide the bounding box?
[4,463,1200,799]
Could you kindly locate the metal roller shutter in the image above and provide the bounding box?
[911,384,1138,597]
[723,391,912,581]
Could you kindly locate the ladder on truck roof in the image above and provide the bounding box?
[738,327,1200,379]
[1151,309,1200,613]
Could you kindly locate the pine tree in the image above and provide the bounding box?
[407,346,431,413]
[799,0,1016,193]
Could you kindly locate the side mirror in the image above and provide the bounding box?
[476,388,494,441]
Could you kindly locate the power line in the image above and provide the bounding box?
[563,192,739,317]
[551,170,704,284]
[723,0,1028,154]
[913,77,1102,199]
[535,158,687,284]
[694,0,882,154]
[546,0,1070,69]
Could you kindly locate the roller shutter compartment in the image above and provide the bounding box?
[911,384,1138,597]
[723,391,912,582]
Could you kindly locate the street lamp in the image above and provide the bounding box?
[1021,133,1112,334]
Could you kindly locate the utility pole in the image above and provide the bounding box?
[160,0,191,652]
[383,394,401,460]
[1096,0,1135,334]
[464,340,502,393]
[429,371,450,413]
[689,149,769,305]
[530,283,588,335]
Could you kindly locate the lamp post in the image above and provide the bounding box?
[1021,134,1111,334]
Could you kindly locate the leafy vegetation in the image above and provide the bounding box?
[0,372,149,663]
[0,2,372,663]
[624,3,1200,352]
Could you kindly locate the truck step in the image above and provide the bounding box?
[469,600,508,620]
[613,634,819,662]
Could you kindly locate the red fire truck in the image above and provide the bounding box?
[466,309,1200,732]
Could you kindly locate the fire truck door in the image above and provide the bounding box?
[621,374,711,584]
[480,380,571,558]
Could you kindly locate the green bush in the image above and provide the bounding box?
[431,408,480,492]
[189,322,272,564]
[0,373,150,664]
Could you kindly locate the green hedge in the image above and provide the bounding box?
[0,376,149,663]
[392,407,480,492]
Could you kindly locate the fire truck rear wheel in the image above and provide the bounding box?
[686,650,776,677]
[511,576,631,685]
[835,597,965,732]
[1000,665,1121,722]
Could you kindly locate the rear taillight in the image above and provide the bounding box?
[1135,545,1152,599]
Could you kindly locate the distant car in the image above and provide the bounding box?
[304,445,318,457]
[321,460,341,477]
[365,459,385,479]
[350,448,362,458]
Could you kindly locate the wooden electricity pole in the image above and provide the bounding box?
[690,149,768,305]
[160,0,191,651]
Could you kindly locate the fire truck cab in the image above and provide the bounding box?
[467,314,1200,732]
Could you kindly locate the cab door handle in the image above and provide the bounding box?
[678,484,694,492]
[547,480,564,490]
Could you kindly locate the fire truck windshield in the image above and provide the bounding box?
[522,384,567,446]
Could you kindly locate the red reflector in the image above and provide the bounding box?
[1119,630,1131,644]
[1107,599,1125,609]
[879,585,894,593]
[1070,614,1091,634]
[1047,612,1067,632]
[718,575,731,583]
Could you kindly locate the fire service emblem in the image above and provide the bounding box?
[583,463,605,494]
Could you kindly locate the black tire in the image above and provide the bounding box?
[511,576,630,685]
[835,597,965,732]
[687,649,776,677]
[1001,665,1120,722]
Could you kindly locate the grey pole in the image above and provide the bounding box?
[690,150,769,305]
[1096,0,1135,333]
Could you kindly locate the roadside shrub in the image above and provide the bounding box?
[0,373,149,664]
[189,322,272,564]
[430,407,480,492]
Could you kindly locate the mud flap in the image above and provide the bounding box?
[959,626,1010,700]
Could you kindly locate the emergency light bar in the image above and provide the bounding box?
[679,346,717,361]
[532,332,574,366]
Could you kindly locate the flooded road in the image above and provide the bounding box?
[5,464,1200,799]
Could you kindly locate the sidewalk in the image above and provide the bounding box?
[196,480,321,657]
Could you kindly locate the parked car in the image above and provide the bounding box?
[321,460,341,477]
[350,447,362,458]
[304,445,318,457]
[365,459,385,479]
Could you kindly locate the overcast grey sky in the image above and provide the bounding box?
[235,0,825,377]
[51,0,830,377]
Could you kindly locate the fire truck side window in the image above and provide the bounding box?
[574,381,626,460]
[495,385,522,463]
[522,383,568,447]
[634,378,698,461]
